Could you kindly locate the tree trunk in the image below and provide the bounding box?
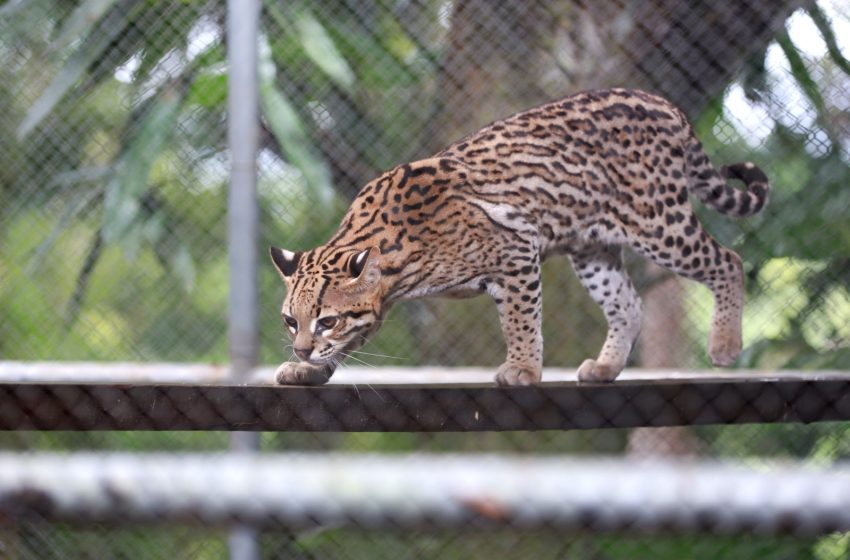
[426,0,555,152]
[627,264,705,457]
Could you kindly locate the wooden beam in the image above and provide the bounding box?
[0,365,847,431]
[1,361,847,384]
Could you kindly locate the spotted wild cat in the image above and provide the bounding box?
[270,88,769,386]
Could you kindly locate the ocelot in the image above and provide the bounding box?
[270,88,769,385]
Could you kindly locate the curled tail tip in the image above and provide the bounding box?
[719,161,770,217]
[721,161,769,186]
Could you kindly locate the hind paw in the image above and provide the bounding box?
[495,363,542,386]
[708,333,741,367]
[577,359,622,383]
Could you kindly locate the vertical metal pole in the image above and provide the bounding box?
[227,0,261,559]
[227,0,260,371]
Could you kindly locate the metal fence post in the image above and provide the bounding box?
[227,0,261,559]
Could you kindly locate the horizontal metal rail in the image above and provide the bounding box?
[0,453,847,534]
[0,363,847,431]
[3,361,848,385]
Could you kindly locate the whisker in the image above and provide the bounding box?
[347,349,406,361]
[363,382,384,401]
[337,351,375,368]
[335,354,381,401]
[339,350,375,367]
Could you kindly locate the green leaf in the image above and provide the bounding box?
[102,86,183,244]
[27,185,102,275]
[187,72,227,108]
[171,243,196,292]
[0,0,31,18]
[16,1,139,138]
[807,4,850,78]
[265,3,355,91]
[741,49,768,102]
[51,0,118,52]
[776,30,836,144]
[132,3,205,80]
[777,31,825,113]
[322,13,421,88]
[293,9,355,90]
[259,38,334,205]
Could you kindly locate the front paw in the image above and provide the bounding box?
[576,359,622,383]
[495,362,541,386]
[274,362,334,385]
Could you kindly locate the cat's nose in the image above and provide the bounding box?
[294,346,312,361]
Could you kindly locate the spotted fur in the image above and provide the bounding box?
[270,88,769,385]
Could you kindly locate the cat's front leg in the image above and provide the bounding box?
[274,361,335,385]
[488,264,544,386]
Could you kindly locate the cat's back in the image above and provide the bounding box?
[440,88,690,167]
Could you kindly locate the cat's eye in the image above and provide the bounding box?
[283,315,298,330]
[317,316,338,330]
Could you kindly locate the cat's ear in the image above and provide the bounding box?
[347,247,381,290]
[347,248,371,278]
[270,247,301,279]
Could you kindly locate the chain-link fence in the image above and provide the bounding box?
[1,0,849,558]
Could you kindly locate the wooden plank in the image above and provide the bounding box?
[2,361,849,384]
[0,373,847,431]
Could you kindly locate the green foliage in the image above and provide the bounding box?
[17,523,228,560]
[291,8,356,91]
[259,47,335,207]
[261,527,819,560]
[102,86,184,248]
[15,0,134,138]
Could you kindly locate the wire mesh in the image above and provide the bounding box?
[0,0,849,558]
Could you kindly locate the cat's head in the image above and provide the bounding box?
[269,246,383,366]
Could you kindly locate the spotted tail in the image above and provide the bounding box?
[686,141,770,218]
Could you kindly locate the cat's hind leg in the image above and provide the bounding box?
[569,244,642,382]
[630,211,744,368]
